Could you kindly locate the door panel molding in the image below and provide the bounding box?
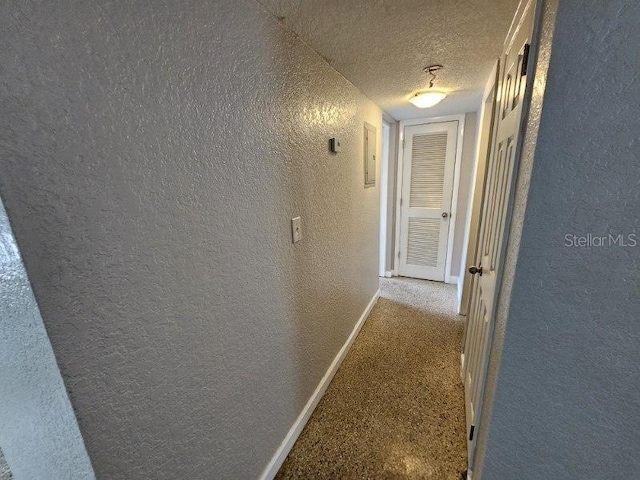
[471,0,558,476]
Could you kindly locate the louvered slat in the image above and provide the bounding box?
[409,132,448,208]
[406,218,440,267]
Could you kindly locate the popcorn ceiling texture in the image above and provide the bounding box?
[0,0,381,478]
[258,0,520,120]
[478,0,640,478]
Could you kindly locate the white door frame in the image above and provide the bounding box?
[393,114,465,284]
[463,0,541,473]
[458,61,499,313]
[379,121,391,276]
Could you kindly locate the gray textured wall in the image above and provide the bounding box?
[0,1,381,478]
[480,0,640,478]
[0,200,95,479]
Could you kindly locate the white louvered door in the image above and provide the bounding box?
[398,121,458,281]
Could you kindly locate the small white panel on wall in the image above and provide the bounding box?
[364,123,376,187]
[329,137,341,153]
[291,217,303,243]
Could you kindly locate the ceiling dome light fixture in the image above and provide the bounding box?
[409,91,447,108]
[409,64,447,108]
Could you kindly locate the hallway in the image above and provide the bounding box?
[277,278,467,479]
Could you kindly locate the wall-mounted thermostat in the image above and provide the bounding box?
[291,216,303,243]
[329,138,341,153]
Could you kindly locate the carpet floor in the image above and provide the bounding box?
[276,277,468,479]
[0,447,11,480]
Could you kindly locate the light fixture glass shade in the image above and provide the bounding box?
[409,91,447,108]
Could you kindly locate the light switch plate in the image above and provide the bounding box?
[291,217,302,243]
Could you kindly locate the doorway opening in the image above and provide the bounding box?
[394,115,465,283]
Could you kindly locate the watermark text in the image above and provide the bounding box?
[564,233,637,248]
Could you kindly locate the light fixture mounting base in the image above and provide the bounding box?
[423,64,444,88]
[423,64,444,74]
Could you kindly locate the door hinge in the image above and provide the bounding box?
[469,424,475,441]
[521,43,530,76]
[398,250,401,259]
[400,198,403,207]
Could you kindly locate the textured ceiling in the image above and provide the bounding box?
[257,0,520,120]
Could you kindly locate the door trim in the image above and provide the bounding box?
[393,114,465,284]
[379,121,391,276]
[472,0,558,475]
[458,61,500,315]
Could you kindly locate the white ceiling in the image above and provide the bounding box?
[257,0,520,120]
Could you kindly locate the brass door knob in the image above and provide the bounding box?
[469,266,483,276]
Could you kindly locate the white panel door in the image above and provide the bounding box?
[398,121,458,281]
[463,0,536,467]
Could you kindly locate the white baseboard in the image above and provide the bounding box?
[258,289,381,480]
[446,275,459,285]
[460,353,465,384]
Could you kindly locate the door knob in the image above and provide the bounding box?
[442,212,449,218]
[469,266,483,276]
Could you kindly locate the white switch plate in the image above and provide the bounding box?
[291,217,302,243]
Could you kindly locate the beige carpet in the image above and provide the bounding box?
[276,277,467,479]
